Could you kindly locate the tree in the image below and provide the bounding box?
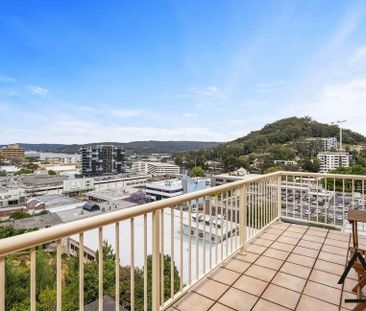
[299,158,320,173]
[189,166,205,177]
[48,170,57,175]
[0,170,6,177]
[9,211,32,220]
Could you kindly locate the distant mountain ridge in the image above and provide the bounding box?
[0,141,221,154]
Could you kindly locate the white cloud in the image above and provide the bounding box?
[192,86,218,96]
[110,109,142,118]
[256,80,286,92]
[28,86,49,95]
[292,78,366,135]
[183,112,198,117]
[348,46,366,67]
[0,75,15,83]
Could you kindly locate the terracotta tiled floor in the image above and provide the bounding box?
[170,221,363,311]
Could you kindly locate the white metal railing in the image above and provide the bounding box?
[2,170,365,310]
[280,171,366,229]
[0,172,280,311]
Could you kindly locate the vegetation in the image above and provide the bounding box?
[9,211,32,220]
[189,166,205,177]
[0,225,37,239]
[174,117,366,174]
[1,141,220,154]
[4,241,180,311]
[47,170,57,175]
[0,170,6,176]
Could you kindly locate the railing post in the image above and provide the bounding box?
[152,210,160,311]
[277,174,282,220]
[239,185,247,252]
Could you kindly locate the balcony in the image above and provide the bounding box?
[0,171,365,310]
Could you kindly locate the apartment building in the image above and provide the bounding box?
[0,144,25,160]
[317,151,350,173]
[131,161,180,176]
[81,145,125,177]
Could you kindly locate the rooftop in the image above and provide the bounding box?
[172,221,356,311]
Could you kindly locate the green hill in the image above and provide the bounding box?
[175,117,366,173]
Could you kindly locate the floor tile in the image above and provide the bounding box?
[208,267,240,286]
[252,299,290,311]
[263,248,289,260]
[223,258,251,274]
[297,295,339,311]
[306,229,328,238]
[324,239,349,248]
[245,244,267,255]
[193,279,229,301]
[303,280,341,305]
[318,251,347,265]
[232,275,268,296]
[252,238,273,247]
[309,269,342,289]
[255,255,283,270]
[282,231,303,239]
[276,236,299,245]
[314,259,345,276]
[270,241,294,252]
[292,246,319,258]
[259,232,278,241]
[288,224,308,233]
[272,271,306,292]
[280,262,312,279]
[262,284,300,309]
[218,288,258,311]
[298,239,323,250]
[327,233,349,242]
[322,244,348,256]
[302,234,325,244]
[286,253,316,268]
[235,252,259,263]
[173,292,214,311]
[245,264,277,282]
[209,303,235,311]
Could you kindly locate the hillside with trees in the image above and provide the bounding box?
[175,117,366,174]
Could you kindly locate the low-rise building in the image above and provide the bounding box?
[211,167,260,187]
[131,161,180,176]
[0,186,26,207]
[145,177,210,201]
[317,151,350,173]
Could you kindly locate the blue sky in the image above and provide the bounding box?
[0,0,366,144]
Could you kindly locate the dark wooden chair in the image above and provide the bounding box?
[347,209,366,310]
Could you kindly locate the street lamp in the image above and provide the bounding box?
[331,120,347,151]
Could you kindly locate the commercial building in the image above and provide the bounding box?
[63,177,94,194]
[317,151,350,173]
[145,177,210,201]
[81,145,125,176]
[0,186,26,207]
[131,161,180,176]
[211,167,260,187]
[0,144,25,160]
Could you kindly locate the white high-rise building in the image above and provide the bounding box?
[317,152,350,173]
